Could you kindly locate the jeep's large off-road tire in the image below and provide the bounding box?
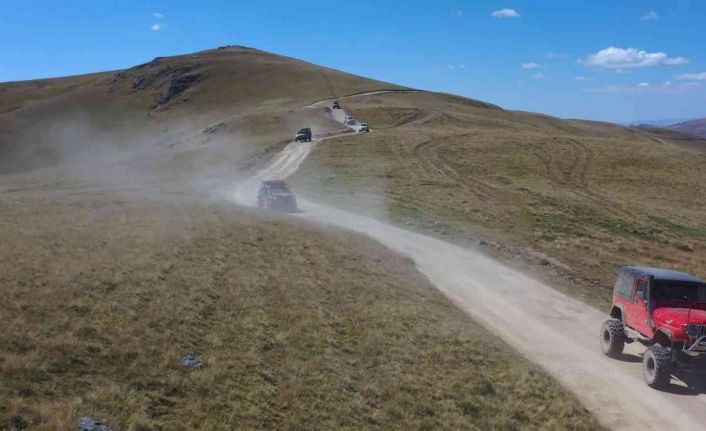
[643,345,672,389]
[600,318,626,357]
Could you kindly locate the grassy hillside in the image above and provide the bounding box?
[0,47,607,430]
[0,46,405,177]
[0,192,601,430]
[292,91,706,307]
[3,44,703,427]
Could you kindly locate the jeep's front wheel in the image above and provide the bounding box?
[600,318,626,357]
[643,345,672,389]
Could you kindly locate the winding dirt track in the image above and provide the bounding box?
[305,89,421,107]
[231,97,706,430]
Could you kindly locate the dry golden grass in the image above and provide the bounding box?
[293,91,706,307]
[0,47,650,430]
[0,191,602,430]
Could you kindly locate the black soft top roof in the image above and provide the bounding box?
[262,180,288,186]
[622,266,703,283]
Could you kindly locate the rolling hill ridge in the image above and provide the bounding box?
[3,45,706,429]
[0,46,610,430]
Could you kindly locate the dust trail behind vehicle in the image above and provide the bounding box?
[232,140,316,206]
[233,103,360,205]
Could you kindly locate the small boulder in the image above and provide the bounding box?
[79,416,113,431]
[180,354,203,370]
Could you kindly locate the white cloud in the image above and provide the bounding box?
[675,72,706,81]
[581,47,689,69]
[491,8,520,18]
[153,12,164,18]
[641,11,659,20]
[575,76,590,82]
[530,72,546,79]
[547,52,568,60]
[588,81,701,94]
[445,64,466,71]
[151,23,165,31]
[521,62,539,69]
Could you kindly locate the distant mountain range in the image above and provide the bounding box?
[667,118,706,138]
[628,118,694,128]
[626,117,706,138]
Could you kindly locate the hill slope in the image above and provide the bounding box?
[0,46,404,178]
[292,91,706,307]
[668,117,706,138]
[0,48,605,429]
[0,193,602,430]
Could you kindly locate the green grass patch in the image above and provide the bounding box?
[648,215,706,240]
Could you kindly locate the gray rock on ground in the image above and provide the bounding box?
[180,353,203,370]
[79,416,113,431]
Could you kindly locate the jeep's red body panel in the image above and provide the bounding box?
[612,266,706,344]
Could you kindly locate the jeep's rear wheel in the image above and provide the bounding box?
[643,345,672,389]
[600,318,626,358]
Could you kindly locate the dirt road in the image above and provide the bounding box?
[305,89,421,107]
[231,101,706,430]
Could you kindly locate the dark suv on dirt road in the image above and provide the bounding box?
[294,128,312,142]
[257,180,298,212]
[601,266,706,388]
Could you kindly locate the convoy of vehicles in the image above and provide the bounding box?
[277,106,705,396]
[294,127,312,142]
[257,180,298,212]
[601,266,706,389]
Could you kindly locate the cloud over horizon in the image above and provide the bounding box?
[676,72,706,81]
[492,8,520,18]
[581,47,688,69]
[588,81,701,94]
[641,11,659,21]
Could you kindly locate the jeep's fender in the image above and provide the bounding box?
[610,304,626,323]
[652,328,672,347]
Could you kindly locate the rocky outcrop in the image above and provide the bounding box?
[110,60,201,109]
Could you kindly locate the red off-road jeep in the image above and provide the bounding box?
[601,266,706,389]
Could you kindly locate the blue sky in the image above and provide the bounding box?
[1,0,705,123]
